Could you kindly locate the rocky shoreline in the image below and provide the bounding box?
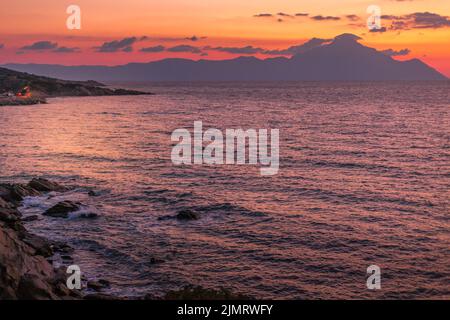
[0,67,151,107]
[0,178,82,299]
[0,178,249,300]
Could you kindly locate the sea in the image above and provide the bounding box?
[0,81,448,299]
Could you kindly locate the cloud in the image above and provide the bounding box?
[369,27,387,33]
[20,41,58,50]
[346,14,360,21]
[185,35,207,42]
[52,46,80,53]
[95,37,138,52]
[139,45,166,53]
[0,44,4,49]
[140,45,165,53]
[311,15,340,21]
[277,12,293,18]
[167,45,203,54]
[18,41,80,53]
[381,48,411,56]
[382,12,450,31]
[410,12,450,28]
[254,13,273,18]
[295,13,309,17]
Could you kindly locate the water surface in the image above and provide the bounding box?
[0,82,449,299]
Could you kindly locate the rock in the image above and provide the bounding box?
[22,233,54,258]
[149,257,165,264]
[28,178,67,192]
[22,215,39,222]
[43,201,79,218]
[0,196,13,209]
[0,207,20,223]
[0,183,40,203]
[87,279,110,291]
[176,209,200,220]
[0,220,77,299]
[88,190,99,197]
[79,212,99,219]
[51,241,74,254]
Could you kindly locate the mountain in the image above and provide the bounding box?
[3,34,447,81]
[0,67,148,106]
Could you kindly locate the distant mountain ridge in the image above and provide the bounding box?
[3,34,447,81]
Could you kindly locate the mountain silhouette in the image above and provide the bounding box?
[4,34,447,81]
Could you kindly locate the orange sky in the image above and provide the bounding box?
[1,0,449,76]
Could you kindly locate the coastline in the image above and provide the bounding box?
[0,66,151,107]
[0,178,248,300]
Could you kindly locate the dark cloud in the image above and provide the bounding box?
[140,45,165,53]
[0,44,4,49]
[167,45,202,54]
[277,18,284,23]
[410,12,450,28]
[185,35,207,42]
[277,12,293,18]
[254,13,273,18]
[369,27,387,33]
[346,14,360,21]
[18,41,80,53]
[52,46,80,53]
[311,15,341,21]
[95,37,138,52]
[382,12,450,31]
[381,48,411,56]
[295,13,309,17]
[20,41,58,50]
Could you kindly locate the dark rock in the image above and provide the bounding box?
[0,207,20,223]
[88,190,98,197]
[28,178,67,192]
[0,196,13,209]
[176,209,200,220]
[43,201,79,218]
[51,241,74,254]
[79,212,99,219]
[0,220,72,300]
[0,183,40,202]
[22,215,39,222]
[22,233,54,257]
[87,279,110,291]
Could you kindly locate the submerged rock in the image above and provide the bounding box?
[176,209,200,220]
[43,201,80,218]
[79,212,99,219]
[87,279,110,291]
[22,215,39,222]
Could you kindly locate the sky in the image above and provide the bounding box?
[1,0,449,76]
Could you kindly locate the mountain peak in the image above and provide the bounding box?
[332,33,362,44]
